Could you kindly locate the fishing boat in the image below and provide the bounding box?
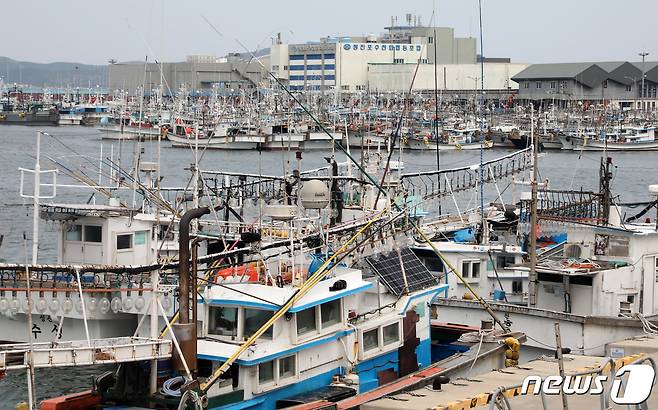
[564,126,658,151]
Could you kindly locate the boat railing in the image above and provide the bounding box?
[0,336,172,371]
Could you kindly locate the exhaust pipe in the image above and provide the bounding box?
[172,206,211,374]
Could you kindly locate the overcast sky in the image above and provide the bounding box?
[3,0,656,65]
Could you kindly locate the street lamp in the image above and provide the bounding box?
[639,51,649,112]
[467,75,480,114]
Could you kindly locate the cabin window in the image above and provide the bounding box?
[363,328,379,352]
[208,306,238,337]
[279,355,296,379]
[512,279,523,294]
[258,361,274,384]
[158,224,175,241]
[84,226,102,243]
[256,355,298,390]
[296,308,317,335]
[471,262,480,278]
[497,255,516,269]
[116,234,133,250]
[461,260,481,281]
[359,320,403,359]
[66,225,82,241]
[244,308,273,339]
[320,299,341,328]
[382,323,400,346]
[134,231,148,245]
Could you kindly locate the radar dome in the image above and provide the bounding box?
[300,179,330,209]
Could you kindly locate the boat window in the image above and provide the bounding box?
[208,306,238,337]
[258,360,274,384]
[158,224,175,241]
[461,261,471,278]
[243,308,272,339]
[296,308,317,335]
[382,323,399,346]
[116,234,133,250]
[471,262,480,279]
[320,299,341,328]
[66,224,82,241]
[278,355,296,379]
[496,255,516,269]
[363,328,379,352]
[512,280,523,294]
[134,230,148,246]
[84,226,102,243]
[461,260,481,280]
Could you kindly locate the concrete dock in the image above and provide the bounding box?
[361,333,658,410]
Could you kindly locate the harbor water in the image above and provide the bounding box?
[0,125,653,406]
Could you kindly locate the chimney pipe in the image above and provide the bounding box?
[178,206,211,324]
[171,206,211,374]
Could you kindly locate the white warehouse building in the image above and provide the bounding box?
[269,14,527,94]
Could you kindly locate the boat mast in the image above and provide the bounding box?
[432,1,442,215]
[528,105,538,307]
[477,0,485,237]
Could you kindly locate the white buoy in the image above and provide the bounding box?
[99,298,110,314]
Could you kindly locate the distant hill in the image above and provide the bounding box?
[0,57,107,87]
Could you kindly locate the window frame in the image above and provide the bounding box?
[83,225,103,243]
[255,354,299,392]
[116,233,134,251]
[358,319,403,360]
[460,259,482,282]
[294,299,344,343]
[205,305,275,341]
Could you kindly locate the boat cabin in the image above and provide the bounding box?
[194,249,448,410]
[41,203,178,266]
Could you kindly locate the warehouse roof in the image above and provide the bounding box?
[512,63,608,88]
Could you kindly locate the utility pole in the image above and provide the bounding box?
[639,51,649,112]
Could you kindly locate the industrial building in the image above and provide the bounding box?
[269,14,526,95]
[108,14,526,97]
[512,61,658,109]
[107,54,268,95]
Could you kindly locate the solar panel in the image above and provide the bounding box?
[366,247,439,296]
